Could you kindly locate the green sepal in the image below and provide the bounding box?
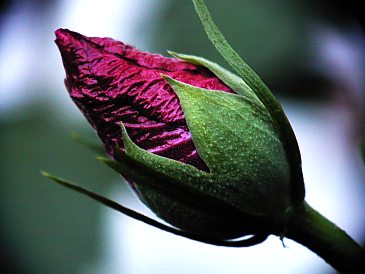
[98,155,249,220]
[162,75,271,173]
[106,122,286,218]
[98,125,255,219]
[191,0,305,205]
[118,122,257,217]
[168,51,262,108]
[162,75,291,218]
[120,121,208,185]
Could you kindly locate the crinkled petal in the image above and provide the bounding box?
[55,28,233,171]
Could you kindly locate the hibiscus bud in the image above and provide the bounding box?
[55,28,292,240]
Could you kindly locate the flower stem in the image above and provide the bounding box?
[285,201,365,273]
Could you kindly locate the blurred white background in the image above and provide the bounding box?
[1,1,364,273]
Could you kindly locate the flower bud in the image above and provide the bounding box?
[55,29,291,240]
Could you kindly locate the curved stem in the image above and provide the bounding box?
[284,201,365,273]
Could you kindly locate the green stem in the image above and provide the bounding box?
[285,202,365,273]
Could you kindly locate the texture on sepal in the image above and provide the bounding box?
[162,75,291,218]
[191,0,305,205]
[99,154,258,239]
[168,51,261,105]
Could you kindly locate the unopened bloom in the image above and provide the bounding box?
[55,29,291,240]
[55,28,233,171]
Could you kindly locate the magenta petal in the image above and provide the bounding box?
[55,28,234,171]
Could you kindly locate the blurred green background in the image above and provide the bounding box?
[1,0,364,273]
[0,103,121,273]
